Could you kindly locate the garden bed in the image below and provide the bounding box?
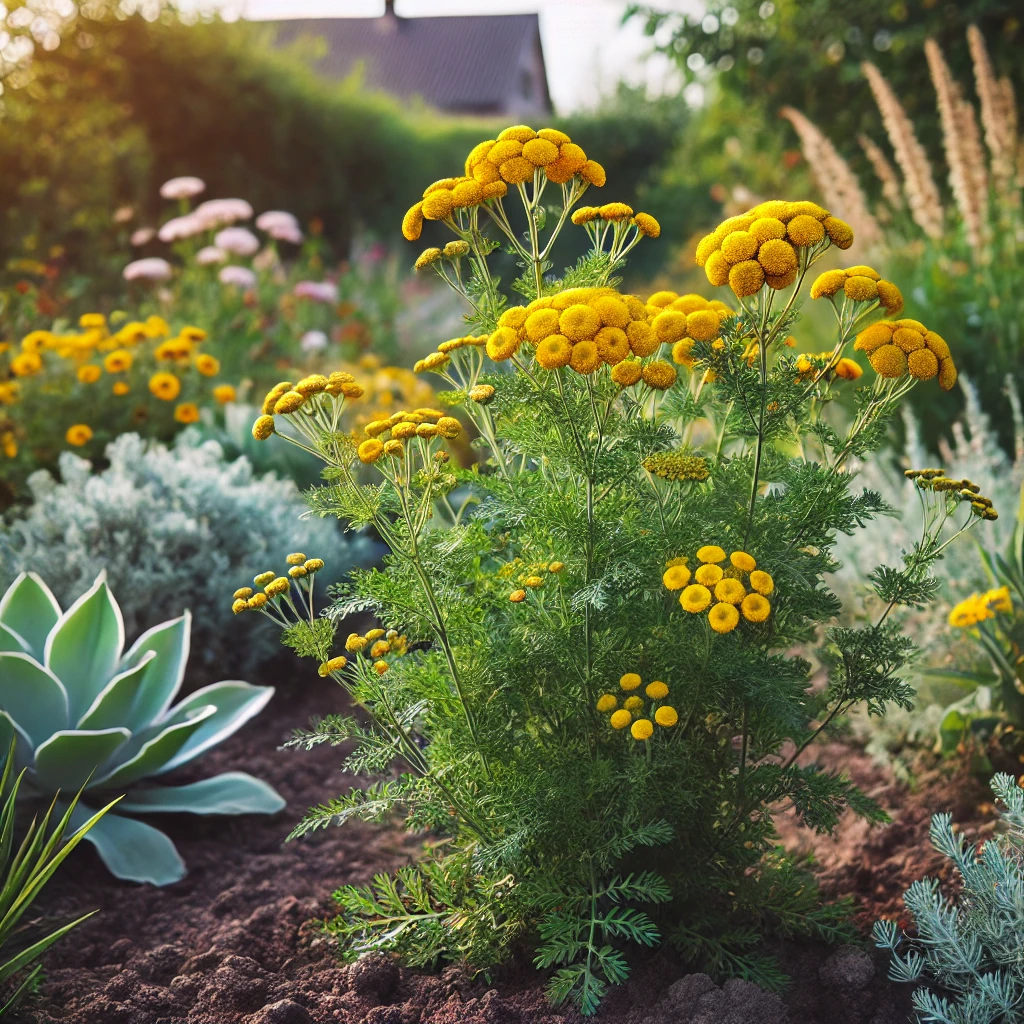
[20,677,990,1024]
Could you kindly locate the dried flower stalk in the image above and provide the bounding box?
[858,133,904,211]
[925,38,987,250]
[862,61,945,239]
[967,24,1017,196]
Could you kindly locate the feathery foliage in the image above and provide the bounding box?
[875,772,1024,1022]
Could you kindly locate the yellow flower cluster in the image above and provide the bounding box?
[696,201,853,298]
[905,468,998,520]
[948,586,1012,628]
[357,406,462,464]
[486,286,649,375]
[794,352,863,382]
[413,334,488,374]
[663,546,773,633]
[571,204,661,237]
[1,313,231,458]
[412,288,730,388]
[230,555,325,614]
[252,372,364,441]
[401,126,606,240]
[414,240,472,270]
[809,266,904,314]
[645,291,734,369]
[853,320,957,390]
[501,559,564,601]
[344,626,410,675]
[596,672,679,740]
[642,449,710,482]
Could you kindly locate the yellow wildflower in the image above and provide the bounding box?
[680,584,712,613]
[65,424,93,447]
[741,593,771,622]
[610,709,632,730]
[174,402,200,424]
[631,719,654,741]
[620,672,641,691]
[708,602,740,633]
[149,372,181,401]
[655,706,679,727]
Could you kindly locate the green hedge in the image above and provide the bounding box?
[0,14,693,293]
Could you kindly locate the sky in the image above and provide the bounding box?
[223,0,699,113]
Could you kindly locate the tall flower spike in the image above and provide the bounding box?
[861,61,945,239]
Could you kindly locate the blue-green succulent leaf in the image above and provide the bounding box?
[118,612,191,730]
[0,653,69,747]
[155,682,275,774]
[77,651,157,731]
[92,706,217,789]
[117,771,285,815]
[63,803,186,886]
[0,622,29,655]
[0,573,61,662]
[44,572,125,722]
[33,728,131,793]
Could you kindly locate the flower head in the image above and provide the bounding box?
[65,424,93,447]
[149,372,181,401]
[631,719,654,741]
[708,602,740,633]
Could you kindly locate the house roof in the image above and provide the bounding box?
[272,12,550,114]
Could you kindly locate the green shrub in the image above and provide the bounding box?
[0,14,690,295]
[237,129,992,1012]
[874,771,1024,1021]
[0,571,283,886]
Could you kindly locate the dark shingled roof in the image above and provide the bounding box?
[273,12,550,114]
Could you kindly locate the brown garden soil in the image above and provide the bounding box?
[14,677,996,1024]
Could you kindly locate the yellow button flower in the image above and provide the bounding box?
[631,719,654,741]
[620,672,641,691]
[654,706,678,727]
[645,681,669,700]
[662,564,691,590]
[596,694,618,713]
[708,602,740,633]
[696,545,726,564]
[610,709,632,730]
[680,584,712,613]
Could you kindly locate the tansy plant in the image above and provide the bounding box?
[0,572,283,886]
[248,125,990,1013]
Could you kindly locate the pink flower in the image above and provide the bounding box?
[131,227,156,247]
[293,280,338,304]
[196,246,227,265]
[160,176,206,200]
[193,198,253,229]
[218,265,257,289]
[158,214,205,243]
[123,257,173,282]
[214,227,260,257]
[256,210,304,244]
[114,205,135,224]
